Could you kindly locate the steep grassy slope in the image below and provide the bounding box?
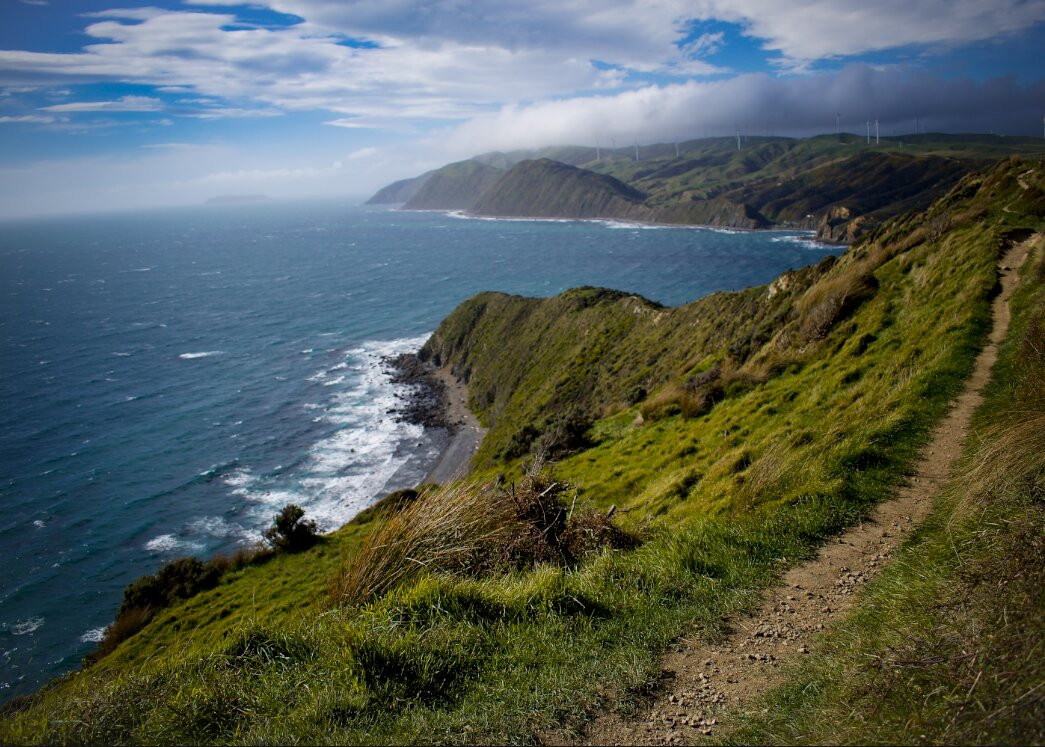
[736,230,1045,745]
[3,159,1042,745]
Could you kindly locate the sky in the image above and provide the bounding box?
[0,0,1043,218]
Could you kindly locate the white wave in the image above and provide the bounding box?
[10,617,44,636]
[32,520,45,528]
[187,516,255,544]
[227,334,435,531]
[444,210,576,224]
[770,234,834,249]
[701,226,745,235]
[80,628,106,643]
[130,267,152,272]
[179,351,223,359]
[112,352,132,357]
[601,220,667,230]
[144,534,204,553]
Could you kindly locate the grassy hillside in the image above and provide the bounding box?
[470,158,650,220]
[2,158,1042,745]
[401,159,505,210]
[735,229,1045,745]
[372,134,1045,237]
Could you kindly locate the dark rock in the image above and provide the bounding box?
[383,353,452,430]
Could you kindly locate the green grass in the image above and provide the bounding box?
[729,232,1045,746]
[2,159,1042,745]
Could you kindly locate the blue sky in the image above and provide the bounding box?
[1,0,1043,218]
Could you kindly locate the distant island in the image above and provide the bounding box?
[204,194,270,205]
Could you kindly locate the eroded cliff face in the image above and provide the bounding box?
[816,206,872,243]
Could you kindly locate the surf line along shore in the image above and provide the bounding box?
[385,351,487,485]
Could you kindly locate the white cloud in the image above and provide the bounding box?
[0,114,55,124]
[185,106,283,119]
[41,95,164,112]
[347,146,378,159]
[432,66,1045,156]
[239,0,1045,68]
[2,1,1040,131]
[690,0,1045,66]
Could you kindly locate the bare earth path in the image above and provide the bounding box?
[564,235,1036,746]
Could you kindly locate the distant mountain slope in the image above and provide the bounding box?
[365,174,430,205]
[369,134,1045,239]
[401,159,505,210]
[470,158,651,220]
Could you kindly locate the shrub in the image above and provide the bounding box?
[264,504,319,553]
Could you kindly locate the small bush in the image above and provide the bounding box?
[264,504,319,553]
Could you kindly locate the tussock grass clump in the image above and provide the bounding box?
[331,481,516,607]
[640,359,769,422]
[331,461,639,607]
[797,269,878,340]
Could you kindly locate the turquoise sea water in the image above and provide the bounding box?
[0,199,836,700]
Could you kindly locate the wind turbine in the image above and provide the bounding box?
[875,119,880,144]
[866,120,870,144]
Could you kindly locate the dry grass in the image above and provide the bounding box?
[331,460,639,608]
[330,482,518,607]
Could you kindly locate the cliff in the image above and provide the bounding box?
[373,134,1045,238]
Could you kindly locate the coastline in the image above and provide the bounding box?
[386,352,486,485]
[424,366,486,484]
[393,206,848,246]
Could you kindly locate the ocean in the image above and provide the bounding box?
[0,199,836,700]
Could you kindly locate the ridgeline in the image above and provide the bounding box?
[370,133,1045,240]
[2,153,1043,746]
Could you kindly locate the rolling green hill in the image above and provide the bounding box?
[3,157,1043,745]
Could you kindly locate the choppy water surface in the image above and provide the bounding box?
[0,200,836,699]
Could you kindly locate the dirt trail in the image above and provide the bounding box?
[563,235,1036,746]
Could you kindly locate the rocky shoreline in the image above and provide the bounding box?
[384,352,487,483]
[384,352,452,430]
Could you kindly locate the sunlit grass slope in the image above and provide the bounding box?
[1,158,1042,745]
[732,231,1045,746]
